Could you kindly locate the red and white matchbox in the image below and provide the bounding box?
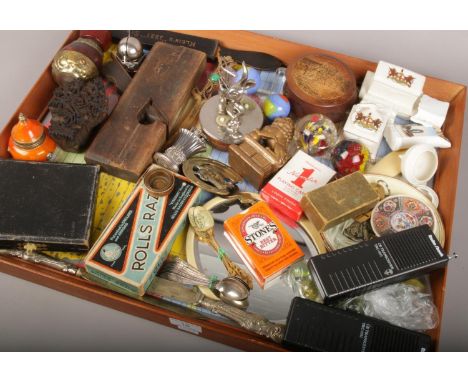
[260,151,336,221]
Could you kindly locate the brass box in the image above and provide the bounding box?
[228,137,277,189]
[300,172,379,231]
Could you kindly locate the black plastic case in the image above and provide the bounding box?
[308,225,448,303]
[283,297,432,352]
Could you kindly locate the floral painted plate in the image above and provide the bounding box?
[371,195,435,236]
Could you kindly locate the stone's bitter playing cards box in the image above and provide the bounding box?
[84,166,201,296]
[224,201,304,288]
[260,151,336,221]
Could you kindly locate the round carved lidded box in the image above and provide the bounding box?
[285,53,357,122]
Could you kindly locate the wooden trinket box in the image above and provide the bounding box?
[0,31,465,351]
[285,53,357,121]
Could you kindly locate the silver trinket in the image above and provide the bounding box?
[153,129,206,172]
[117,36,144,72]
[200,59,263,149]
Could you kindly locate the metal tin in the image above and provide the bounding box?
[143,168,175,197]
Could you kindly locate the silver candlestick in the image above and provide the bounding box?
[153,129,206,172]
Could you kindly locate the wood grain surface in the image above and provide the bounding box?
[85,42,206,181]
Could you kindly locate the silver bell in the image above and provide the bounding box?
[117,36,143,61]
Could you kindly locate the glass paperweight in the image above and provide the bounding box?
[296,114,338,157]
[331,139,370,177]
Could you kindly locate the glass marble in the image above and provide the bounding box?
[331,139,370,177]
[296,113,338,157]
[235,66,261,95]
[263,94,291,120]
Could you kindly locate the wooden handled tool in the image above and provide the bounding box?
[85,42,206,181]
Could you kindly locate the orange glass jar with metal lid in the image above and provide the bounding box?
[8,113,57,161]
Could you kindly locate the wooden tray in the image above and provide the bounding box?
[0,30,465,351]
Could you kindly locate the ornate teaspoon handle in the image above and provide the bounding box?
[199,296,284,344]
[224,192,259,205]
[219,250,253,290]
[204,230,253,290]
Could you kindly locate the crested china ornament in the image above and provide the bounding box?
[360,61,426,118]
[343,103,393,160]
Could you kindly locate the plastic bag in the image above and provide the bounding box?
[286,261,438,331]
[336,277,439,331]
[285,260,322,303]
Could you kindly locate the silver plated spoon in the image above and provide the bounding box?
[159,258,250,309]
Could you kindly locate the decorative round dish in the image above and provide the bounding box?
[371,195,435,236]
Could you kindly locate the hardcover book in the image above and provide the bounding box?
[0,160,99,252]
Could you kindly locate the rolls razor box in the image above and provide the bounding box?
[85,166,201,296]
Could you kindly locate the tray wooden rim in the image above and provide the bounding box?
[0,30,466,351]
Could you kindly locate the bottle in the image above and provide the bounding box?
[8,113,56,161]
